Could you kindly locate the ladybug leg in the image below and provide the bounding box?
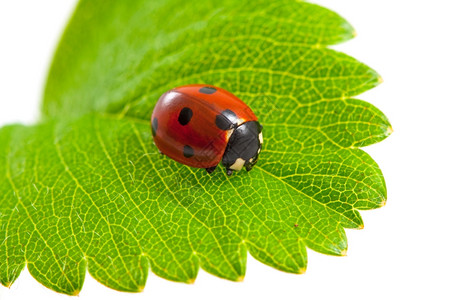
[205,166,217,174]
[226,168,233,176]
[245,164,253,172]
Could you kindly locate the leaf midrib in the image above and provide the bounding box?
[100,110,384,222]
[95,112,353,247]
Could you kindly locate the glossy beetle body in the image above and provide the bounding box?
[151,84,262,175]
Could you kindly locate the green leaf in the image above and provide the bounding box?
[42,0,357,120]
[0,0,391,295]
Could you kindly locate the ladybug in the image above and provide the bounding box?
[151,84,263,176]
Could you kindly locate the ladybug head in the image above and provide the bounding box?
[221,121,263,176]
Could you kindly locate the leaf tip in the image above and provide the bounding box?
[187,278,196,284]
[377,75,384,84]
[340,249,348,256]
[70,289,81,296]
[298,267,307,274]
[386,125,394,135]
[358,224,364,230]
[137,285,146,293]
[237,276,245,282]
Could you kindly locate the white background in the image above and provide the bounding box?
[1,0,449,299]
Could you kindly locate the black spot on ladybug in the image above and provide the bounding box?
[178,107,193,125]
[183,145,194,158]
[152,118,158,136]
[215,109,237,130]
[199,86,217,94]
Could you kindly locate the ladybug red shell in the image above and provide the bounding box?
[151,84,263,175]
